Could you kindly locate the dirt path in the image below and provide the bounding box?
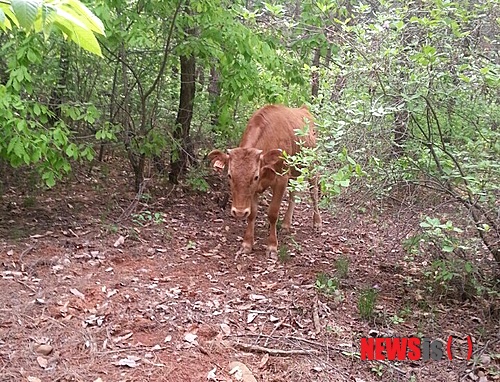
[0,169,498,381]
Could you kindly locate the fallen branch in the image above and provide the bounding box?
[228,334,407,374]
[312,297,321,334]
[232,341,319,356]
[226,333,347,353]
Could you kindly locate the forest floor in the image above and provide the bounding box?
[0,161,499,382]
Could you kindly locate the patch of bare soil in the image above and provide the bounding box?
[0,163,499,382]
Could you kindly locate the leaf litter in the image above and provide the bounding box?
[0,167,497,381]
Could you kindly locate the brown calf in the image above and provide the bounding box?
[208,104,322,255]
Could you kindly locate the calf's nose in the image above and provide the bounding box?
[231,207,251,219]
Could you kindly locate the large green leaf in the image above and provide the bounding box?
[40,4,56,38]
[62,0,104,35]
[54,17,102,56]
[1,0,104,56]
[11,0,41,29]
[0,3,18,27]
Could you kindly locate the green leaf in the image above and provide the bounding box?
[464,262,473,273]
[33,103,41,116]
[0,4,18,28]
[53,17,102,56]
[42,171,56,187]
[27,48,38,63]
[339,179,350,187]
[65,144,74,157]
[13,139,26,158]
[11,0,41,29]
[1,0,104,56]
[31,148,41,162]
[40,4,56,38]
[442,245,454,253]
[0,8,6,29]
[62,0,105,35]
[355,164,363,176]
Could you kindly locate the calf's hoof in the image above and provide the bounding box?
[237,243,253,255]
[313,218,322,231]
[266,245,278,257]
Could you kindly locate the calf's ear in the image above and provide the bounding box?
[260,149,283,173]
[208,150,228,173]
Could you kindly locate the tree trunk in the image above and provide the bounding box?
[169,53,196,184]
[311,48,321,98]
[0,35,8,84]
[48,44,69,125]
[118,42,145,191]
[392,107,409,157]
[208,66,220,127]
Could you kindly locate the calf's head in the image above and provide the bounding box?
[208,148,283,219]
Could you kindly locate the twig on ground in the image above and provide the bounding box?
[232,342,319,356]
[15,278,37,292]
[227,333,348,354]
[378,360,407,375]
[313,296,321,334]
[19,245,34,264]
[98,346,171,355]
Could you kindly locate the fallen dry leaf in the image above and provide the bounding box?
[36,356,48,369]
[113,332,133,343]
[184,332,198,344]
[27,377,41,382]
[229,361,257,382]
[247,312,258,324]
[207,366,217,380]
[220,323,231,335]
[249,294,266,301]
[113,235,126,248]
[258,353,269,369]
[112,355,141,368]
[70,288,85,300]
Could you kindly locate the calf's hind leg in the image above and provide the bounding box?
[266,177,287,255]
[282,190,296,232]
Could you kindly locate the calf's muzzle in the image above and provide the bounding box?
[231,206,251,219]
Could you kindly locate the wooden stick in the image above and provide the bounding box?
[232,342,319,356]
[312,297,321,334]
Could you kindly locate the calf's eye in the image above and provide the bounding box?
[228,173,232,179]
[254,175,259,181]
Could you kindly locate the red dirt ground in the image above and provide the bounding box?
[0,163,499,382]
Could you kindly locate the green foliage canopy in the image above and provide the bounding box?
[0,0,105,55]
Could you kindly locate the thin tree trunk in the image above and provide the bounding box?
[169,53,196,184]
[48,44,69,125]
[392,99,409,157]
[208,66,220,127]
[0,35,8,84]
[311,48,321,98]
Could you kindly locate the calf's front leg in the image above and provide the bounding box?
[239,194,259,254]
